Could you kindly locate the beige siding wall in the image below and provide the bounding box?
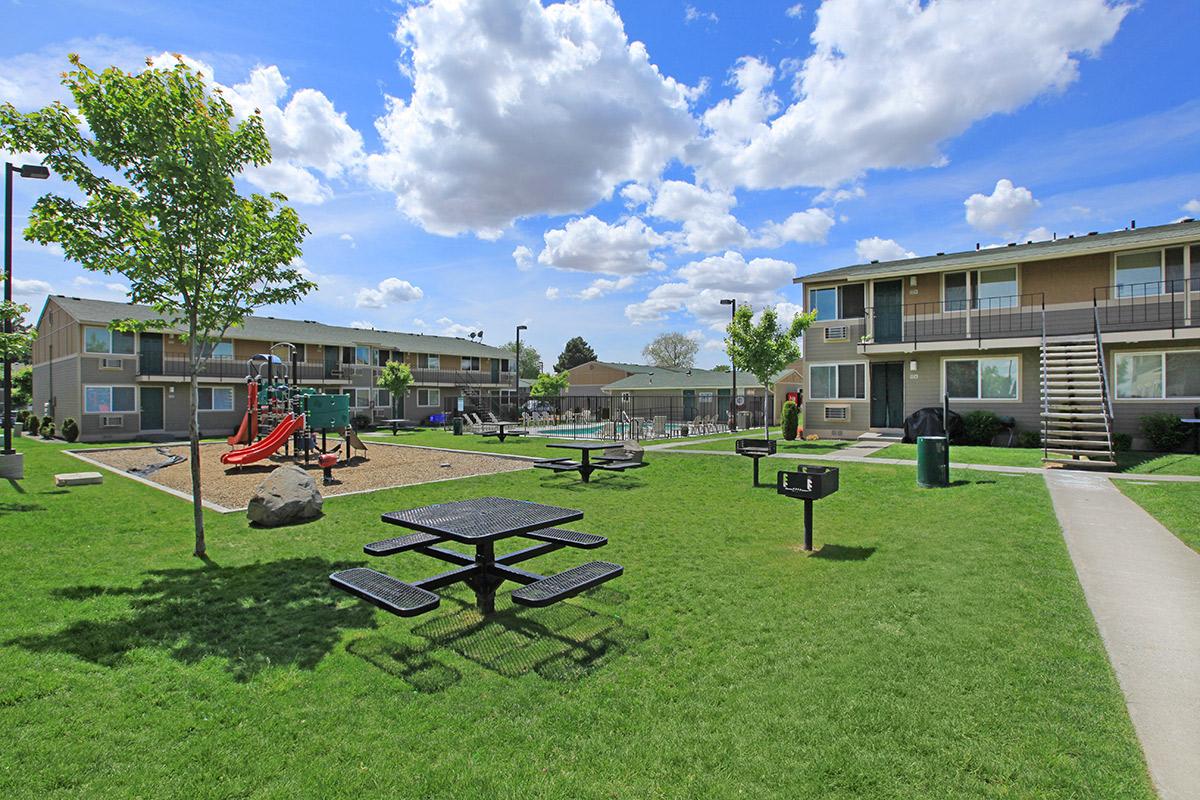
[1022,253,1110,305]
[31,355,81,424]
[567,362,631,387]
[31,299,80,365]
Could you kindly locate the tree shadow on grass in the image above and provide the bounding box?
[811,544,876,562]
[0,502,45,516]
[10,557,378,682]
[347,592,646,692]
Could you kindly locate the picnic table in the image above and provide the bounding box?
[329,497,622,616]
[478,420,527,443]
[381,418,417,435]
[535,440,645,483]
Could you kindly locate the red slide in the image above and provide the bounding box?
[220,414,306,467]
[227,382,259,446]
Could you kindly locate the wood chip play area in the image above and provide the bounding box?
[73,441,531,511]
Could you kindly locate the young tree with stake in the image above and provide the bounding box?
[724,305,814,439]
[377,360,414,418]
[0,56,314,558]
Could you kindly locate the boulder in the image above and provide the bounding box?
[246,464,323,527]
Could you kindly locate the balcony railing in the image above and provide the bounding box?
[862,292,1046,348]
[139,356,339,381]
[337,363,518,386]
[1094,278,1199,338]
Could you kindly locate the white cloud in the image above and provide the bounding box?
[538,216,667,275]
[435,316,481,338]
[222,65,365,204]
[814,185,865,204]
[625,250,796,326]
[355,277,425,308]
[512,245,535,271]
[753,208,836,248]
[350,320,377,330]
[1184,199,1200,215]
[339,233,356,248]
[576,275,635,301]
[72,275,130,299]
[692,0,1128,190]
[1025,226,1054,243]
[855,237,916,262]
[964,179,1041,234]
[545,287,560,300]
[785,3,804,19]
[365,0,698,238]
[621,183,653,208]
[12,278,54,298]
[0,38,151,110]
[685,5,719,24]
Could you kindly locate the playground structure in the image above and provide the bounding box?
[221,344,367,473]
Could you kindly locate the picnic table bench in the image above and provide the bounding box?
[329,497,623,616]
[534,440,647,482]
[477,421,528,443]
[735,438,778,486]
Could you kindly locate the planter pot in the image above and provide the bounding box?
[0,452,24,480]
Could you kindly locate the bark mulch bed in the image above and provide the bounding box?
[73,441,531,511]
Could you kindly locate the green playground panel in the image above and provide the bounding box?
[304,393,351,431]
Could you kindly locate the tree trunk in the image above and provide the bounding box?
[188,325,206,558]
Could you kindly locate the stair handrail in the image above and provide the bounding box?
[1093,304,1114,421]
[1041,298,1048,460]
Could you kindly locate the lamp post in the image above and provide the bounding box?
[720,298,737,432]
[514,324,527,419]
[4,162,50,459]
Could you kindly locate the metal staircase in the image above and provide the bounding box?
[1040,326,1116,469]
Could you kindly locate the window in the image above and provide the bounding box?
[1115,350,1200,399]
[84,386,136,414]
[84,326,135,355]
[417,388,440,407]
[417,354,440,369]
[375,388,391,408]
[944,267,1017,310]
[809,363,866,400]
[354,346,371,366]
[198,387,235,411]
[343,388,371,407]
[200,340,234,359]
[808,283,865,321]
[944,356,1019,400]
[1115,250,1163,297]
[461,356,481,371]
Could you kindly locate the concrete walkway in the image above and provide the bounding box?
[1044,471,1200,800]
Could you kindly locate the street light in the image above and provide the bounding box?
[5,162,50,458]
[514,324,527,419]
[720,298,737,432]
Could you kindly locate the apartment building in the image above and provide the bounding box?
[796,219,1200,466]
[31,295,517,442]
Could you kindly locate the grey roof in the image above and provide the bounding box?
[794,218,1200,285]
[605,367,767,391]
[596,360,657,374]
[43,295,513,358]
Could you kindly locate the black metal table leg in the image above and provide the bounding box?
[803,498,813,552]
[753,456,760,486]
[465,540,501,614]
[580,450,592,483]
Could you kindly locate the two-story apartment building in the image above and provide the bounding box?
[796,219,1200,467]
[31,295,517,442]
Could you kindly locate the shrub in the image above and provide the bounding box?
[1017,430,1042,449]
[40,421,55,439]
[962,410,1002,446]
[1112,432,1132,452]
[61,418,80,443]
[1140,413,1189,452]
[781,400,800,440]
[28,415,44,435]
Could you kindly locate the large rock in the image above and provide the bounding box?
[247,464,323,526]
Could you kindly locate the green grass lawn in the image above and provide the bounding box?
[0,436,1152,798]
[1116,451,1200,476]
[1117,481,1200,553]
[869,443,1045,468]
[672,437,851,456]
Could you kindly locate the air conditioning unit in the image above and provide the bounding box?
[823,326,849,342]
[100,358,123,369]
[101,415,124,428]
[823,404,850,421]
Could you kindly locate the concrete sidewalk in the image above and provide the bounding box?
[1045,470,1200,800]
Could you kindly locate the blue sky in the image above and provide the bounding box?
[3,0,1198,367]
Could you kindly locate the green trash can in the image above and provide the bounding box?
[452,417,464,436]
[916,435,950,488]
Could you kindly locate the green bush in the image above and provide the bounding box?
[1111,432,1132,452]
[1017,430,1042,449]
[28,415,44,435]
[39,420,55,439]
[61,418,80,443]
[781,400,800,440]
[962,410,1002,446]
[1140,413,1189,452]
